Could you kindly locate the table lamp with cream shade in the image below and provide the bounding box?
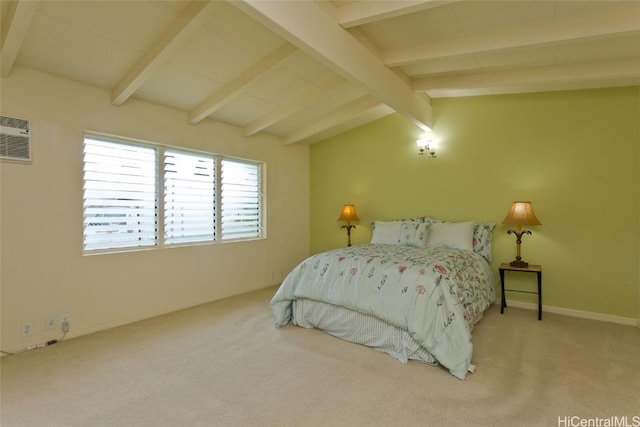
[502,201,542,268]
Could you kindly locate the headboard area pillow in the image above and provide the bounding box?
[370,217,425,231]
[425,216,495,262]
[398,221,431,248]
[370,219,430,247]
[471,222,495,262]
[426,221,475,251]
[368,215,493,261]
[370,221,403,244]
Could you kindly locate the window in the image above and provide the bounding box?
[83,137,157,251]
[164,150,216,244]
[221,159,262,240]
[82,134,263,253]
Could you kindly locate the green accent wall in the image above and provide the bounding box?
[310,87,640,319]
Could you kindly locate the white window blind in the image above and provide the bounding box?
[221,159,262,240]
[83,138,157,251]
[164,150,215,244]
[83,134,264,253]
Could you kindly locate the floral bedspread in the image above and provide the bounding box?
[270,244,495,379]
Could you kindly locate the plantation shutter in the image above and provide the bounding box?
[164,150,215,244]
[83,138,157,250]
[221,159,262,240]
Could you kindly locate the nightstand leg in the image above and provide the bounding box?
[537,271,542,320]
[500,269,506,314]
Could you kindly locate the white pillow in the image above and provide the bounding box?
[427,221,475,251]
[399,222,430,248]
[370,221,402,244]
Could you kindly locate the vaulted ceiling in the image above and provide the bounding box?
[2,1,639,144]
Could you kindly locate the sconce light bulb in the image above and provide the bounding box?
[417,134,438,157]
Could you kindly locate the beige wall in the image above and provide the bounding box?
[1,67,310,352]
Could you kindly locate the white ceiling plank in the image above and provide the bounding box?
[111,1,215,106]
[231,0,432,131]
[335,0,457,28]
[1,0,38,77]
[283,96,382,145]
[413,56,640,91]
[385,7,640,67]
[188,43,296,125]
[243,75,345,136]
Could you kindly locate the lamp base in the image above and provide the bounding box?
[341,224,356,247]
[509,260,529,268]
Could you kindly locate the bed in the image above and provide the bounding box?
[270,217,496,380]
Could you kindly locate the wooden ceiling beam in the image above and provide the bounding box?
[111,1,215,106]
[189,43,296,125]
[1,0,38,77]
[232,0,432,131]
[413,56,640,91]
[334,0,457,28]
[386,8,640,67]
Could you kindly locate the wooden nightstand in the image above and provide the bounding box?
[499,263,542,320]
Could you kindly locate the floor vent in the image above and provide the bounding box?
[1,115,31,163]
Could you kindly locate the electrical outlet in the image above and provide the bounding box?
[45,316,56,331]
[22,322,32,336]
[61,314,71,333]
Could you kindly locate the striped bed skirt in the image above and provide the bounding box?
[292,298,438,366]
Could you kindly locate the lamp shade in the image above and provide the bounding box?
[502,201,541,226]
[337,204,360,223]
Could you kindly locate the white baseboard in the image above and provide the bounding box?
[498,300,638,327]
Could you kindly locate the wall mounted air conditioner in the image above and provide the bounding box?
[0,115,31,163]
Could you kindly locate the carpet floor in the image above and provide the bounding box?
[2,286,639,426]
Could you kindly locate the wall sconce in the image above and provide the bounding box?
[502,201,542,267]
[416,133,438,158]
[337,204,360,247]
